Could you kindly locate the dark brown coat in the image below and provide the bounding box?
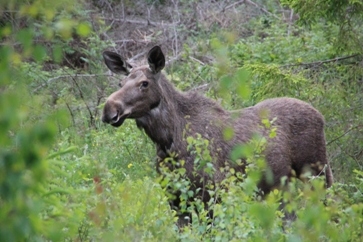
[102,46,333,222]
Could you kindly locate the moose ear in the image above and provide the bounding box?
[102,51,131,75]
[147,46,165,74]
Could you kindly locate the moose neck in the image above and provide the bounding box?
[135,74,189,153]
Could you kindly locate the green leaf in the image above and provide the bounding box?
[249,203,275,229]
[234,68,251,99]
[223,126,234,141]
[16,29,34,53]
[55,19,74,39]
[33,45,47,62]
[76,22,91,37]
[52,45,63,63]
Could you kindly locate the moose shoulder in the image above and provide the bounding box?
[101,46,333,223]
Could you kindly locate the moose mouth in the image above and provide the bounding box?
[111,113,130,127]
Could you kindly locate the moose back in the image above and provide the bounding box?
[101,46,333,223]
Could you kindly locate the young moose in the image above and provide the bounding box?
[101,46,333,225]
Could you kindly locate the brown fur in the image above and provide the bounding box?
[102,46,333,223]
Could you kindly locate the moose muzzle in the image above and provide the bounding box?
[102,100,129,127]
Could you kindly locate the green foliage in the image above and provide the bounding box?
[281,0,363,53]
[0,87,60,240]
[281,0,363,26]
[168,44,216,91]
[1,0,98,240]
[159,129,363,241]
[1,0,363,240]
[232,23,338,64]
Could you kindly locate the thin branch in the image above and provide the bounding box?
[189,56,205,66]
[245,0,279,18]
[165,53,182,66]
[224,0,245,11]
[114,39,150,43]
[66,71,95,127]
[33,73,112,93]
[311,164,328,178]
[129,50,148,63]
[287,9,294,36]
[281,54,361,68]
[100,17,178,27]
[223,0,278,19]
[173,21,178,58]
[327,125,362,146]
[342,147,363,170]
[190,84,209,92]
[65,102,75,126]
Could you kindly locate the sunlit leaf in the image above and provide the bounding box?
[76,22,91,37]
[1,26,12,37]
[55,19,74,39]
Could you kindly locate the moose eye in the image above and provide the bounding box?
[140,81,149,88]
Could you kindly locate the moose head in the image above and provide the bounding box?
[102,46,166,127]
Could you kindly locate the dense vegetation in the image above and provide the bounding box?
[1,0,363,241]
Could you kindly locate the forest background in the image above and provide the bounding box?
[1,0,363,241]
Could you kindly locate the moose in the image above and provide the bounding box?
[101,46,333,225]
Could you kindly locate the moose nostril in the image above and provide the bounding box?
[102,111,119,124]
[110,113,119,123]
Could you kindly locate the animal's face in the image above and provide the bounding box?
[101,46,165,127]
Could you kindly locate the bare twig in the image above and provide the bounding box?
[33,73,112,93]
[173,22,178,57]
[287,9,294,36]
[224,0,245,11]
[245,0,279,19]
[65,102,75,126]
[100,17,178,27]
[327,125,362,146]
[65,71,96,127]
[129,50,148,63]
[189,56,205,66]
[114,39,150,43]
[281,54,361,68]
[190,84,209,92]
[341,147,363,170]
[308,164,328,182]
[165,52,183,66]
